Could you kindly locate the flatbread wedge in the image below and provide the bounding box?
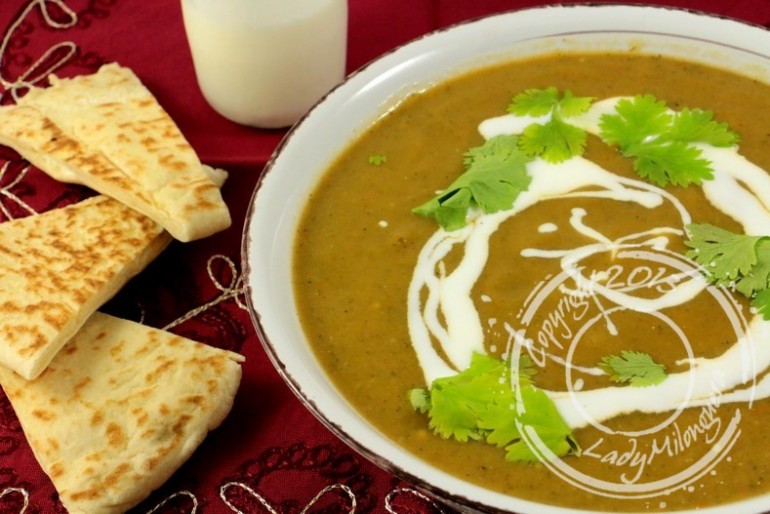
[0,102,228,187]
[0,312,244,514]
[2,62,231,242]
[0,195,170,379]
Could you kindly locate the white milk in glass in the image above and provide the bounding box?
[181,0,347,128]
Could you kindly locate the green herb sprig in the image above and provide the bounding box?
[599,95,739,187]
[368,154,388,166]
[599,351,667,387]
[409,353,579,463]
[412,134,531,231]
[508,87,594,163]
[685,223,770,317]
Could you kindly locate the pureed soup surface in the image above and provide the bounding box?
[293,52,770,511]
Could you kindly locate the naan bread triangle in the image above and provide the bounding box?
[7,63,231,242]
[0,195,170,379]
[0,312,244,514]
[0,103,228,191]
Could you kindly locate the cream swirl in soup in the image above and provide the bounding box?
[408,96,770,427]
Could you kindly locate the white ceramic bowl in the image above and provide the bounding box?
[242,5,770,513]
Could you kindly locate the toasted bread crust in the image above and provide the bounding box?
[3,63,231,242]
[0,312,244,514]
[0,196,170,379]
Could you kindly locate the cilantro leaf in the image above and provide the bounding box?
[409,388,431,414]
[420,188,473,232]
[598,95,739,187]
[490,386,579,462]
[519,117,587,163]
[508,87,593,119]
[685,223,767,295]
[508,87,561,116]
[508,88,593,163]
[424,354,507,442]
[685,223,770,314]
[742,241,770,297]
[599,351,667,387]
[600,95,672,148]
[477,395,523,449]
[752,289,770,320]
[667,108,740,147]
[413,135,531,231]
[630,140,713,187]
[514,353,538,383]
[558,90,595,118]
[368,154,387,166]
[410,353,579,463]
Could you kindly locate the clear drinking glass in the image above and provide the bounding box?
[181,0,348,129]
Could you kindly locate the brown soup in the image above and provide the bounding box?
[293,52,770,511]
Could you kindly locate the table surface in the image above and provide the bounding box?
[0,1,770,513]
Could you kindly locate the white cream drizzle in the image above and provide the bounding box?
[408,96,770,430]
[538,222,558,233]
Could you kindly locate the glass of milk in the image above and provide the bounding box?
[181,0,348,129]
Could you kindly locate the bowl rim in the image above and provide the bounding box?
[241,4,770,513]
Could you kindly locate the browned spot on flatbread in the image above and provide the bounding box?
[74,377,92,396]
[46,437,60,452]
[4,386,22,400]
[132,407,149,426]
[32,409,54,421]
[199,354,230,374]
[69,488,101,502]
[184,395,205,407]
[18,332,49,357]
[0,244,23,259]
[145,356,175,382]
[173,414,192,436]
[145,414,193,472]
[90,411,104,427]
[40,303,70,332]
[63,343,79,356]
[140,136,157,148]
[50,462,65,479]
[85,452,102,462]
[68,462,133,502]
[159,154,186,171]
[97,103,121,118]
[109,340,125,361]
[105,422,126,448]
[145,442,174,472]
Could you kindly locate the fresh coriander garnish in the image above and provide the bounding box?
[368,154,387,166]
[685,223,767,294]
[412,134,531,231]
[752,289,770,319]
[509,87,594,118]
[599,351,667,387]
[598,95,739,187]
[508,87,594,163]
[685,223,770,318]
[409,353,579,462]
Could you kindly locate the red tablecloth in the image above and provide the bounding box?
[1,1,770,513]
